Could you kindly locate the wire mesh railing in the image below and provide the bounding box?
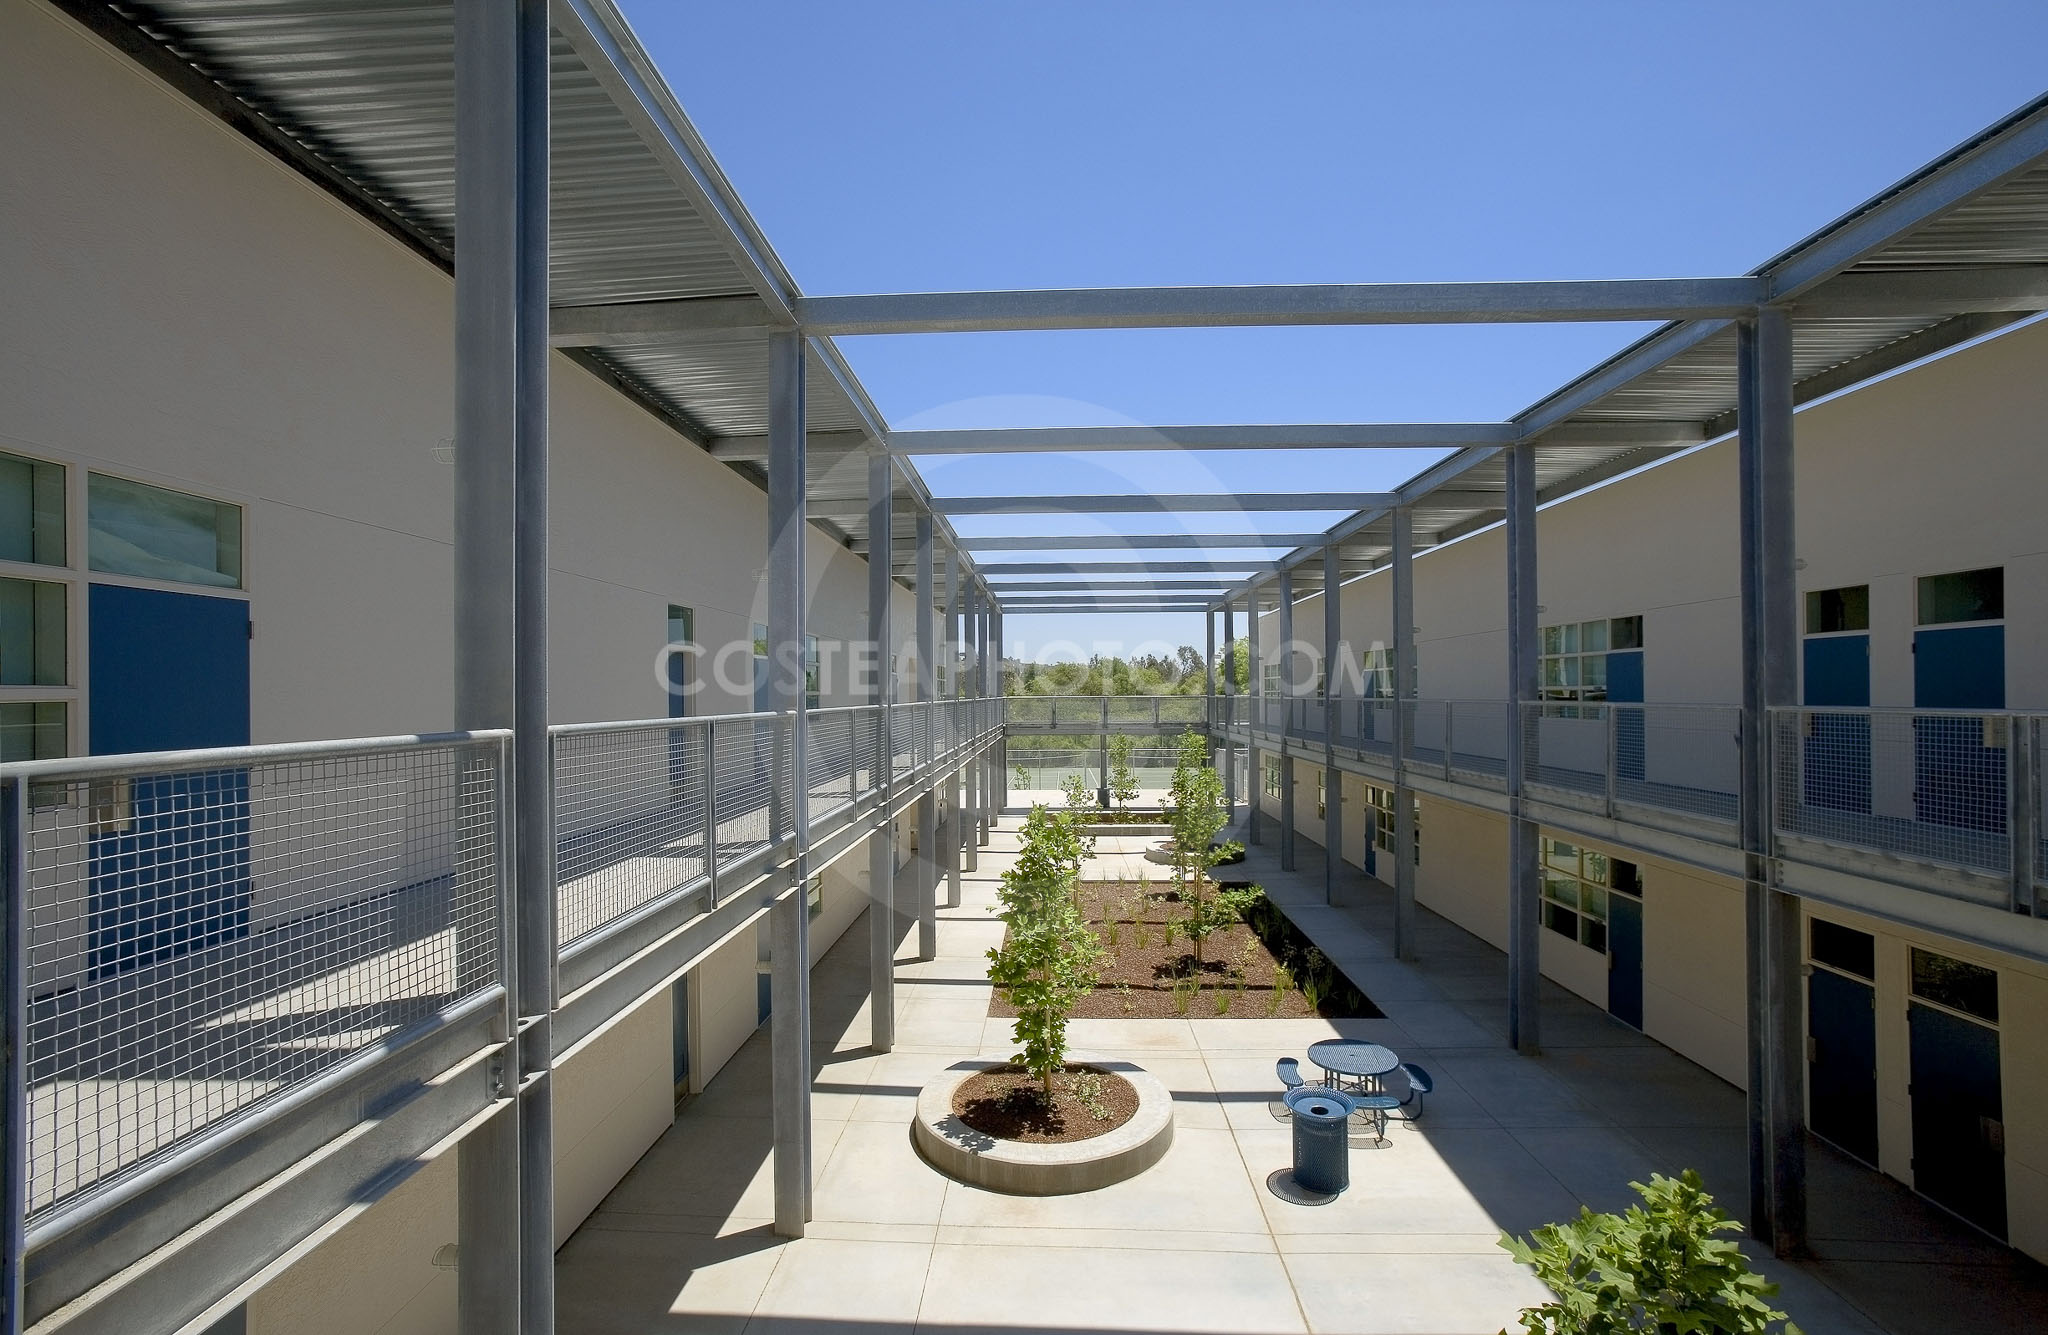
[1770,707,2020,879]
[1001,695,1209,731]
[5,732,507,1220]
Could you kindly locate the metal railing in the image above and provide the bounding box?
[1518,702,1742,829]
[1000,695,1207,731]
[6,731,508,1220]
[1771,707,2044,902]
[3,697,1005,1237]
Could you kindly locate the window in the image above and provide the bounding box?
[806,874,824,921]
[1262,662,1282,697]
[1911,948,1997,1023]
[1540,616,1641,704]
[1806,586,1869,634]
[1359,646,1393,699]
[1365,783,1420,865]
[0,701,67,763]
[805,634,820,710]
[0,451,65,566]
[88,473,242,588]
[665,605,693,717]
[0,578,67,686]
[1809,919,1875,980]
[1263,756,1282,799]
[1315,770,1325,820]
[1540,837,1637,953]
[1917,568,2002,626]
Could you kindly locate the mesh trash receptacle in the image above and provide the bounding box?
[1284,1085,1356,1194]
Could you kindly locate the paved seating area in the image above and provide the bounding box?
[552,813,2048,1335]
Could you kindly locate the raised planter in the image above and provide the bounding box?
[1083,822,1172,836]
[913,1058,1175,1195]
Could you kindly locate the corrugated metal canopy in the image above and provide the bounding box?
[58,3,2048,615]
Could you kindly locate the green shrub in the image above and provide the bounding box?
[1498,1170,1800,1335]
[1166,729,1243,966]
[1107,732,1141,809]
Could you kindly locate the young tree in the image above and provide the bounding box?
[986,804,1106,1098]
[1107,732,1141,810]
[1167,729,1245,968]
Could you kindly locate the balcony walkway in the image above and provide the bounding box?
[553,815,2048,1335]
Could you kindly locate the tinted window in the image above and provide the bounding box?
[1806,585,1870,634]
[1611,615,1644,651]
[0,578,66,686]
[1917,568,2002,626]
[1810,919,1875,980]
[1911,948,1997,1022]
[88,473,242,588]
[0,452,65,566]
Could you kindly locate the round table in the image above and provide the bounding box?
[1306,1039,1399,1090]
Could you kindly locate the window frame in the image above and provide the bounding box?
[1538,835,1633,954]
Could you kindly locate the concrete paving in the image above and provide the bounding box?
[554,811,2048,1335]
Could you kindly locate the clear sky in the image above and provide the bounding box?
[621,1,2048,662]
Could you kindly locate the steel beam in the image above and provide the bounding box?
[955,536,1320,553]
[1504,444,1541,1056]
[915,513,938,962]
[1738,310,1806,1256]
[974,561,1281,575]
[766,331,813,1236]
[706,429,872,463]
[796,278,1764,335]
[1278,569,1297,873]
[547,295,787,345]
[1322,544,1342,906]
[890,423,1519,453]
[1391,508,1417,960]
[989,580,1234,593]
[929,493,1399,516]
[866,455,895,1053]
[1794,265,2048,316]
[452,2,546,1328]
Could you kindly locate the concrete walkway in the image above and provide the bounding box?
[553,812,2048,1334]
[1231,817,2048,1335]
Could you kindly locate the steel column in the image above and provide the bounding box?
[945,549,963,908]
[1278,570,1297,872]
[1391,508,1417,960]
[993,607,1008,811]
[1504,444,1541,1055]
[1222,600,1238,820]
[1246,585,1263,846]
[866,455,895,1054]
[979,594,994,845]
[3,779,25,1335]
[1738,309,1806,1256]
[915,512,938,961]
[964,583,981,871]
[452,1,548,1326]
[1322,545,1342,906]
[766,331,813,1235]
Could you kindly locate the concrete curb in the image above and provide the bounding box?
[912,1056,1175,1195]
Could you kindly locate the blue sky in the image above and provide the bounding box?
[621,1,2048,661]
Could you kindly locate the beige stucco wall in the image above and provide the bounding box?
[4,0,920,749]
[1639,861,1747,1088]
[552,987,675,1247]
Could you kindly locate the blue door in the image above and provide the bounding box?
[88,584,252,975]
[1608,649,1646,783]
[1808,968,1878,1164]
[1909,1002,2005,1238]
[1607,891,1643,1029]
[1803,634,1871,814]
[1913,625,2006,834]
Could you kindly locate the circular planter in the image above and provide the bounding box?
[913,1058,1175,1195]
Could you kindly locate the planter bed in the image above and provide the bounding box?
[913,1058,1174,1194]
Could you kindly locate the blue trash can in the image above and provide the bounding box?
[1285,1085,1356,1194]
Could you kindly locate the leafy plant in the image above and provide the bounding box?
[1212,988,1232,1016]
[1061,771,1094,812]
[1499,1170,1801,1335]
[1166,729,1244,967]
[986,803,1106,1097]
[1107,732,1141,810]
[1013,762,1030,791]
[1069,1069,1114,1122]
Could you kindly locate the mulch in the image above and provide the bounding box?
[950,1063,1140,1143]
[985,879,1369,1020]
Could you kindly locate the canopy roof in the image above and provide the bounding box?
[67,0,2048,613]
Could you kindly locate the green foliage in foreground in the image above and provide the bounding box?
[1498,1170,1800,1335]
[986,804,1105,1096]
